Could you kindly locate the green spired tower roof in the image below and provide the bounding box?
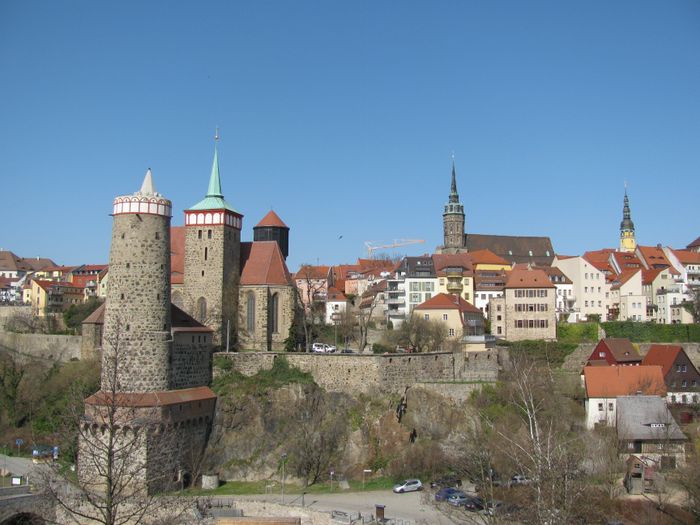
[188,147,240,213]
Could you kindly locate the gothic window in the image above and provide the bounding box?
[246,293,255,333]
[270,293,279,334]
[196,297,207,322]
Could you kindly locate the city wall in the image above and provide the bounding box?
[0,331,81,362]
[215,349,500,395]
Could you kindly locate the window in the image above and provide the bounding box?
[424,314,430,320]
[599,351,606,357]
[448,328,455,336]
[497,315,502,321]
[442,314,448,321]
[270,293,279,334]
[682,380,688,388]
[598,403,604,411]
[207,229,212,239]
[246,293,255,332]
[682,364,687,372]
[204,247,208,261]
[677,365,682,372]
[198,230,202,239]
[196,297,207,322]
[608,402,614,411]
[497,326,502,334]
[497,305,502,312]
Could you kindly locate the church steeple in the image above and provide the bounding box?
[619,186,636,253]
[442,156,466,252]
[206,148,224,198]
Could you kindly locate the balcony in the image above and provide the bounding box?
[386,298,405,305]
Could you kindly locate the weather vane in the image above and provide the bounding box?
[215,126,220,142]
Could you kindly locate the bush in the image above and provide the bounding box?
[372,343,392,354]
[504,340,579,368]
[557,322,598,343]
[212,356,315,396]
[63,298,103,332]
[601,322,700,342]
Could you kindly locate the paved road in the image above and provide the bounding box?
[0,454,34,477]
[231,489,463,524]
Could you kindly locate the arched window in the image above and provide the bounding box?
[270,293,279,334]
[246,293,255,333]
[196,297,207,322]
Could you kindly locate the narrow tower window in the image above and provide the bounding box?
[198,230,202,239]
[270,293,279,334]
[246,293,256,333]
[204,247,208,261]
[208,230,212,239]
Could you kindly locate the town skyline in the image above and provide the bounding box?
[2,1,699,270]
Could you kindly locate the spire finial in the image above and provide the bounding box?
[206,130,224,198]
[449,154,459,203]
[139,168,158,195]
[215,126,220,143]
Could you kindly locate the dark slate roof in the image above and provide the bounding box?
[398,256,436,278]
[465,234,555,266]
[687,236,700,250]
[616,396,686,442]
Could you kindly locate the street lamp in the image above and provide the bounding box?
[281,453,288,504]
[362,468,372,490]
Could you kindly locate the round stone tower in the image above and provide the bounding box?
[102,169,173,392]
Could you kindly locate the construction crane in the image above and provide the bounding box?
[364,239,425,258]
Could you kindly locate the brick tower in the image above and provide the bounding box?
[184,141,243,347]
[102,169,172,392]
[442,158,466,253]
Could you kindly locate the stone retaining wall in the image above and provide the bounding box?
[417,381,492,404]
[0,331,81,361]
[234,500,331,525]
[215,349,500,395]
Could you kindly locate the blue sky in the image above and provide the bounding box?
[1,1,699,271]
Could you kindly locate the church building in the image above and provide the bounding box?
[171,143,295,351]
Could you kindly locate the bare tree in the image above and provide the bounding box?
[356,288,380,353]
[39,326,200,525]
[394,316,447,353]
[0,352,26,427]
[288,389,347,487]
[293,264,329,352]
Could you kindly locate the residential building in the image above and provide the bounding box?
[432,253,474,303]
[585,338,642,367]
[641,267,673,317]
[29,279,84,316]
[325,287,348,324]
[552,254,609,320]
[542,266,575,321]
[384,277,405,325]
[670,303,694,324]
[413,293,484,340]
[294,265,331,306]
[636,245,675,272]
[489,267,556,341]
[0,250,55,279]
[616,396,686,464]
[664,247,700,290]
[610,269,646,322]
[656,287,687,324]
[641,344,700,404]
[0,277,18,303]
[582,365,666,429]
[396,256,438,314]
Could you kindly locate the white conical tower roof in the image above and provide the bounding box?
[138,168,160,196]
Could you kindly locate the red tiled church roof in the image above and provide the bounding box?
[240,241,293,286]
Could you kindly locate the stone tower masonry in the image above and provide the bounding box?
[442,159,466,252]
[184,147,243,347]
[102,169,172,392]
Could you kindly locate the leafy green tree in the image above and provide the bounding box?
[63,297,103,332]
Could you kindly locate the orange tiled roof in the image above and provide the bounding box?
[432,253,474,275]
[414,292,481,314]
[636,245,677,274]
[583,366,666,398]
[294,265,330,280]
[641,345,687,378]
[327,287,347,302]
[505,268,555,289]
[610,268,640,290]
[240,241,292,286]
[255,210,288,229]
[641,268,664,286]
[85,386,216,407]
[672,249,700,265]
[467,249,511,267]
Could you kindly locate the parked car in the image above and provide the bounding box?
[464,497,485,512]
[435,487,461,502]
[32,445,57,463]
[446,491,470,507]
[509,474,532,486]
[393,479,422,493]
[312,343,333,353]
[340,348,354,354]
[430,475,463,489]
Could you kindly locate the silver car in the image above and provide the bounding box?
[393,479,423,493]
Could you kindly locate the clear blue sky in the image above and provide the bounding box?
[1,1,699,271]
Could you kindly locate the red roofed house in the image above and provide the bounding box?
[489,267,556,341]
[585,338,642,367]
[294,265,332,307]
[583,365,666,428]
[553,253,611,321]
[686,236,700,253]
[29,279,85,316]
[664,247,700,291]
[642,345,700,405]
[432,252,474,303]
[413,292,485,342]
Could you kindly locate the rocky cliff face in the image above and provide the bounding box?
[204,371,480,483]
